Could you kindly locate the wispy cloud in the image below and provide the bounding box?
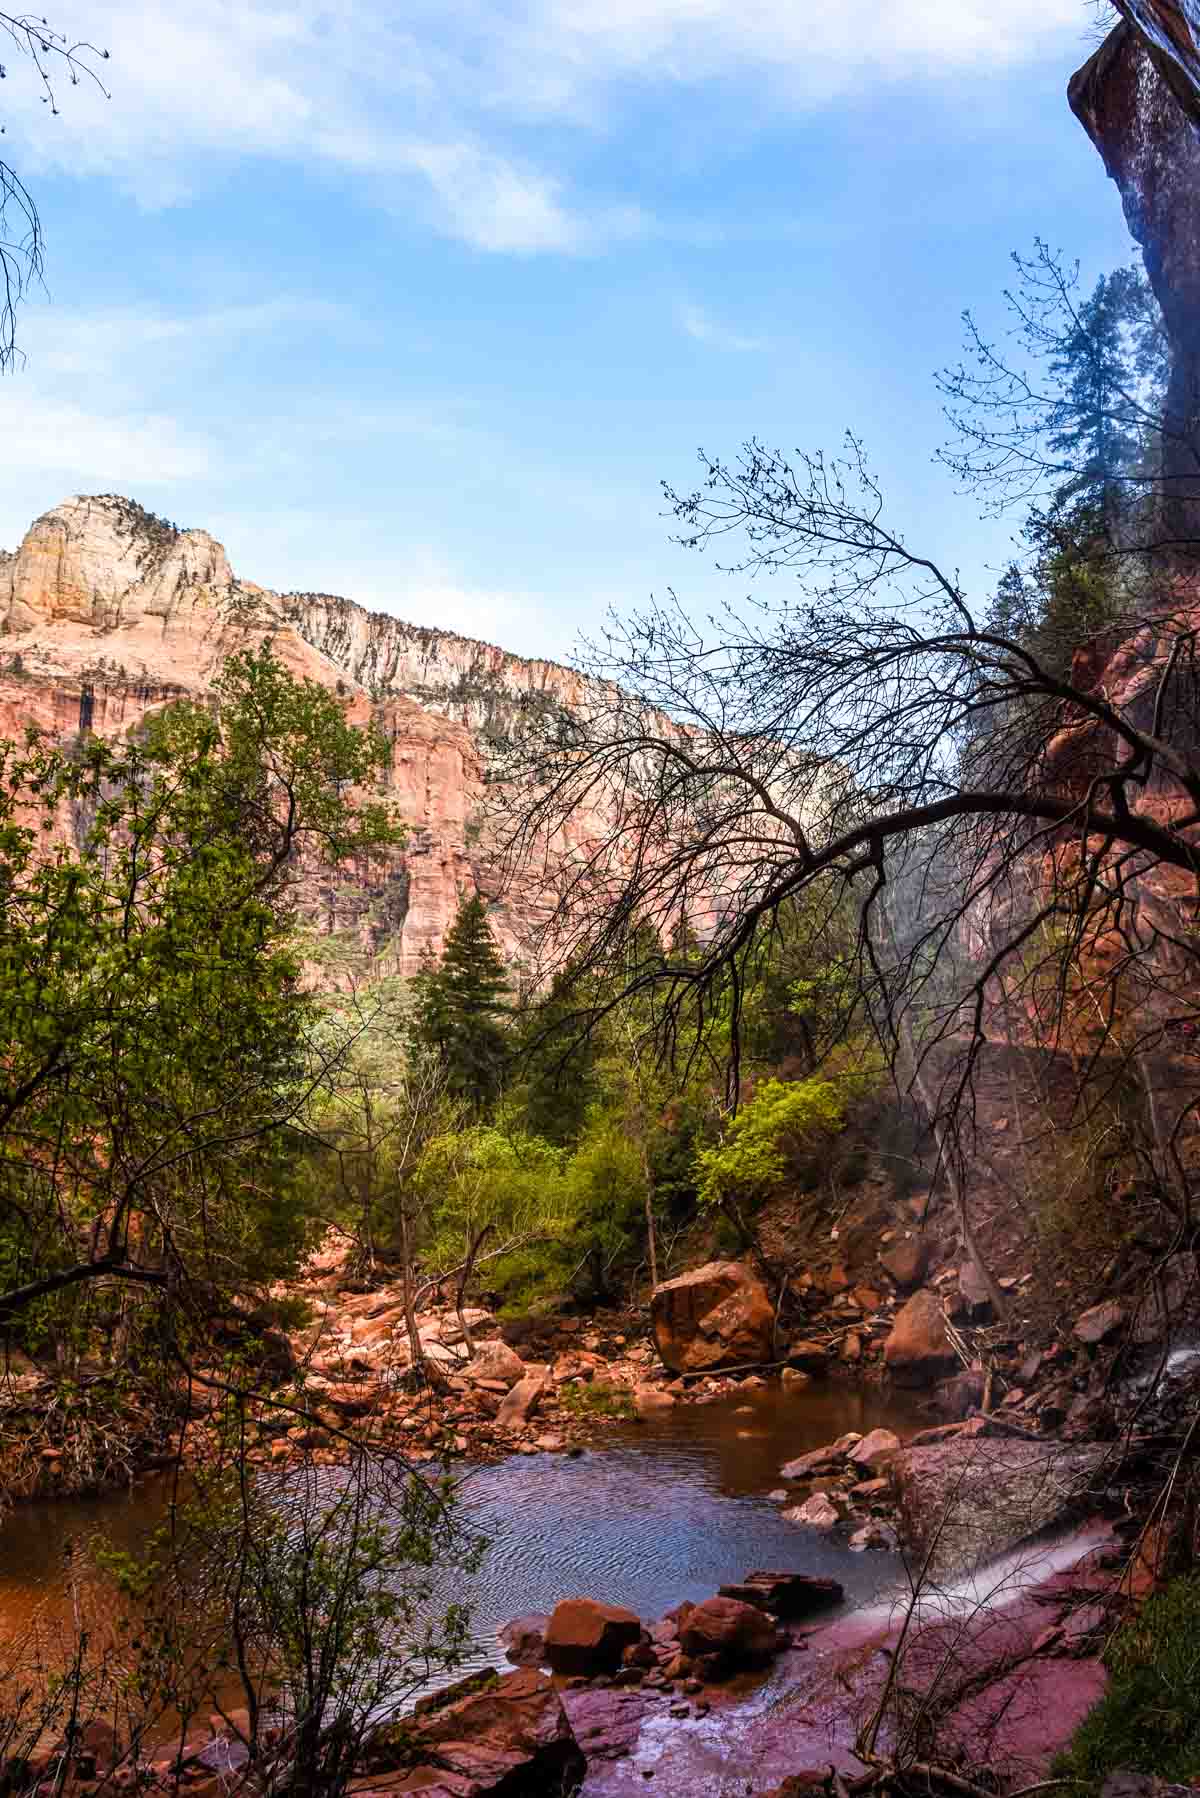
[0,392,212,486]
[394,140,649,254]
[0,1,1088,255]
[498,0,1089,114]
[679,301,767,353]
[33,298,352,377]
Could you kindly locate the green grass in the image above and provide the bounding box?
[1054,1576,1200,1792]
[556,1381,635,1420]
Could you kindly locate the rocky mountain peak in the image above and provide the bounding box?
[0,492,611,976]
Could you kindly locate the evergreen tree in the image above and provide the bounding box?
[1045,265,1161,525]
[414,893,510,1111]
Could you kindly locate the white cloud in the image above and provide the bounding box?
[0,1,1091,253]
[679,302,766,353]
[395,140,648,254]
[499,0,1091,112]
[32,297,351,376]
[0,391,211,488]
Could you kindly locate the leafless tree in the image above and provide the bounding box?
[496,426,1200,1240]
[0,11,110,369]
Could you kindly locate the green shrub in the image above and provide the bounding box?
[694,1076,848,1210]
[1055,1576,1200,1791]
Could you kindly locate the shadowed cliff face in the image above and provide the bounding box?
[1070,5,1200,540]
[0,493,617,979]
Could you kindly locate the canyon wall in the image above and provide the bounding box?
[0,492,613,978]
[1070,2,1200,539]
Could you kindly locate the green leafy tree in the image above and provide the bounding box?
[413,894,510,1113]
[0,642,401,1373]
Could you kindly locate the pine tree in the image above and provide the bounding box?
[414,893,510,1111]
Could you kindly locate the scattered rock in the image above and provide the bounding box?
[716,1571,843,1618]
[936,1368,987,1420]
[879,1233,930,1290]
[847,1428,901,1474]
[1063,1391,1117,1441]
[848,1520,898,1552]
[957,1261,994,1320]
[499,1615,549,1668]
[780,1367,812,1391]
[782,1491,841,1529]
[883,1289,958,1386]
[780,1435,858,1479]
[633,1383,676,1419]
[465,1341,526,1386]
[1074,1302,1125,1346]
[496,1367,550,1429]
[849,1475,890,1501]
[650,1262,775,1373]
[1130,1252,1198,1346]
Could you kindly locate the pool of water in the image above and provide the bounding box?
[0,1380,928,1679]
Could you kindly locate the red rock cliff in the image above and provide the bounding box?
[0,493,614,977]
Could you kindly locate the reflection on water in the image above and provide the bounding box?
[0,1381,929,1681]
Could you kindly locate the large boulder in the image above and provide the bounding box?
[678,1596,780,1672]
[544,1599,644,1676]
[883,1289,958,1386]
[401,1667,584,1795]
[650,1261,775,1373]
[891,1438,1107,1576]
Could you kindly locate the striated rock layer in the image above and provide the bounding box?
[0,493,616,977]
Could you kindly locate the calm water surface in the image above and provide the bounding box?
[0,1382,929,1677]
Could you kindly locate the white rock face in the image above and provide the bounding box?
[3,495,234,632]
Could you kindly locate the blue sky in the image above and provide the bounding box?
[0,0,1135,660]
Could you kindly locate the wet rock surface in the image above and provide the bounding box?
[544,1599,644,1676]
[677,1595,781,1672]
[891,1437,1108,1576]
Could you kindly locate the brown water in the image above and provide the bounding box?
[0,1382,928,1683]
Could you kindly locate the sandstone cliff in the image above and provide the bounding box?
[0,493,611,977]
[1070,2,1200,539]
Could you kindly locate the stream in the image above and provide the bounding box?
[0,1381,929,1688]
